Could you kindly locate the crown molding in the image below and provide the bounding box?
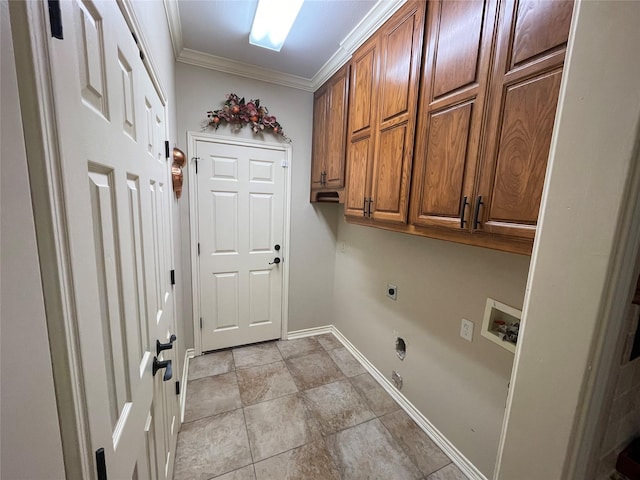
[164,0,406,92]
[163,0,183,59]
[310,0,405,89]
[177,48,315,91]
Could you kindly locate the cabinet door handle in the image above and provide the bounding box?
[460,196,469,229]
[367,197,373,218]
[363,197,368,217]
[321,171,326,186]
[473,195,484,230]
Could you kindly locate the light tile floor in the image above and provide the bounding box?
[173,333,468,480]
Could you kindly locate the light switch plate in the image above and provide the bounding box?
[460,318,474,342]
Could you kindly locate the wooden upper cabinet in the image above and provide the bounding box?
[410,0,497,231]
[369,0,425,224]
[310,64,350,202]
[345,35,379,218]
[474,0,573,239]
[311,89,328,190]
[325,67,349,188]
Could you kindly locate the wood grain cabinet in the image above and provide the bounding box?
[310,64,349,202]
[410,0,498,231]
[475,0,573,242]
[345,0,425,222]
[409,0,573,254]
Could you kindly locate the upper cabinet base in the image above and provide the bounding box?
[346,215,533,255]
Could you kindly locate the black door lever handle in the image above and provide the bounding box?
[156,334,177,355]
[269,257,281,265]
[153,357,172,381]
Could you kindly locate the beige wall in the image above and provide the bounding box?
[175,62,339,348]
[332,212,530,476]
[0,0,66,476]
[496,1,640,478]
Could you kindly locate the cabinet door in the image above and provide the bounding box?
[410,0,497,231]
[310,88,328,190]
[370,0,425,224]
[325,65,349,188]
[475,0,573,239]
[345,37,379,218]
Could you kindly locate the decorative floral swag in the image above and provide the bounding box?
[206,93,291,142]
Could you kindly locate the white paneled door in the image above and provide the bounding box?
[47,1,178,479]
[196,140,287,351]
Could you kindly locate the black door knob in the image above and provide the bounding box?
[274,244,281,251]
[269,257,281,265]
[156,334,177,355]
[152,357,172,381]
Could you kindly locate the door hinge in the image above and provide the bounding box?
[199,317,203,330]
[130,31,144,61]
[194,157,199,174]
[48,1,63,39]
[165,141,170,160]
[197,243,200,256]
[170,269,175,286]
[175,380,180,395]
[96,447,107,480]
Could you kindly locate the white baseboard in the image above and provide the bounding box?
[180,348,195,423]
[293,325,487,480]
[286,325,333,340]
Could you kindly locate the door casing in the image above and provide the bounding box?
[188,132,292,355]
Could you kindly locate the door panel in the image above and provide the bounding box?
[432,0,485,98]
[49,1,177,478]
[410,0,497,232]
[486,70,563,230]
[419,103,473,224]
[326,70,349,187]
[197,141,285,351]
[370,1,425,225]
[511,0,574,67]
[344,137,371,218]
[477,0,573,240]
[311,90,327,187]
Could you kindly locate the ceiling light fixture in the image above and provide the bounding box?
[249,0,304,52]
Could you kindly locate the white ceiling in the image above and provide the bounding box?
[166,0,406,91]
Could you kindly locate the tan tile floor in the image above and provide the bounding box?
[173,334,468,480]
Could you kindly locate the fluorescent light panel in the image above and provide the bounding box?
[250,0,304,52]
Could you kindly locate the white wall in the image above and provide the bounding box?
[332,213,530,477]
[0,0,66,476]
[175,62,339,349]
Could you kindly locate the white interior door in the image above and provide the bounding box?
[47,1,178,478]
[196,139,286,351]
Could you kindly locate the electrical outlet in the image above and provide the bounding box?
[460,318,474,342]
[387,283,398,300]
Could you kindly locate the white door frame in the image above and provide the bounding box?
[9,1,172,477]
[187,132,292,355]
